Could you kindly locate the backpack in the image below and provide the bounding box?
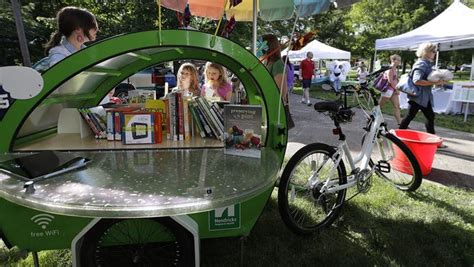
[373,71,389,92]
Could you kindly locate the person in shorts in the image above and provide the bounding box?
[380,54,402,125]
[299,52,315,106]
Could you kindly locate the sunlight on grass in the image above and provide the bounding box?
[7,177,473,266]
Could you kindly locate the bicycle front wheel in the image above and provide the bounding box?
[278,143,347,235]
[371,131,422,191]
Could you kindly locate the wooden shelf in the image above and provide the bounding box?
[14,133,223,151]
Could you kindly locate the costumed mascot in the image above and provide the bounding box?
[328,60,350,93]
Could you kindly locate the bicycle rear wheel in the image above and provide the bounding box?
[278,143,347,235]
[370,131,422,191]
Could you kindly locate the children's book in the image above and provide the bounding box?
[224,105,262,158]
[121,112,155,144]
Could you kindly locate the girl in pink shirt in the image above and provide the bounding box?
[380,54,402,125]
[201,62,232,101]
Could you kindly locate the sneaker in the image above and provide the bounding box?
[307,101,312,106]
[301,99,306,104]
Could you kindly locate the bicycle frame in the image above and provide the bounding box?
[318,93,388,194]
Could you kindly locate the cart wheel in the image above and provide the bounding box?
[80,217,194,267]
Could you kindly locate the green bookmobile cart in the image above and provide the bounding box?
[0,30,288,266]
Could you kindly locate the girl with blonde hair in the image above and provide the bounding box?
[380,54,402,125]
[175,63,200,97]
[201,62,232,101]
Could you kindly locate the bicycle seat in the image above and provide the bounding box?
[314,101,341,113]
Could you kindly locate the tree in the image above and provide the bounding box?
[345,0,474,71]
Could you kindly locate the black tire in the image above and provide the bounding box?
[80,217,194,267]
[369,131,423,191]
[278,143,347,235]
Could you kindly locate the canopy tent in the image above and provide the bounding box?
[375,0,474,80]
[282,39,351,60]
[375,1,474,51]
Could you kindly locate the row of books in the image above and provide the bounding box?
[189,96,225,141]
[79,105,163,144]
[79,94,227,144]
[106,107,163,144]
[78,100,264,158]
[146,94,226,142]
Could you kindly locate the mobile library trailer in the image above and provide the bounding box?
[0,30,288,266]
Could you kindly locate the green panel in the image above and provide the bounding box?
[189,186,274,239]
[0,30,288,248]
[0,198,92,251]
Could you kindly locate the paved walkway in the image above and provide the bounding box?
[285,92,474,190]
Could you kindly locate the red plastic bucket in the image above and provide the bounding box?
[391,129,442,176]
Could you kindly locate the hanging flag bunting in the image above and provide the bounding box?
[176,11,183,28]
[221,15,236,38]
[229,0,243,8]
[256,37,269,58]
[183,4,192,27]
[290,30,318,50]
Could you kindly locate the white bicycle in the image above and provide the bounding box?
[278,69,422,235]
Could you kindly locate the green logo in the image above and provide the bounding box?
[209,203,241,231]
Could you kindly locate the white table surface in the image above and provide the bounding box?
[399,88,474,114]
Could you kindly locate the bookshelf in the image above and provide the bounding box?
[14,133,222,151]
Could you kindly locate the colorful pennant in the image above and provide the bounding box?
[221,15,236,38]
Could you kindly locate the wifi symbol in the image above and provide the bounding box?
[31,214,55,229]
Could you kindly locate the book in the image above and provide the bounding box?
[153,112,163,144]
[129,89,156,106]
[78,108,104,139]
[121,112,155,144]
[108,106,141,141]
[188,101,207,138]
[167,93,177,141]
[106,110,114,140]
[176,92,184,141]
[182,97,191,141]
[144,99,168,140]
[196,97,223,141]
[224,105,262,158]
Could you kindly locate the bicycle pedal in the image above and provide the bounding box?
[376,160,391,173]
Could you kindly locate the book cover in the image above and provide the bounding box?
[121,112,155,144]
[129,89,156,106]
[144,99,167,140]
[224,105,262,158]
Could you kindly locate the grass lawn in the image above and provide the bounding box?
[7,179,473,266]
[292,84,474,133]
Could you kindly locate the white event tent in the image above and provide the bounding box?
[282,39,351,61]
[375,0,474,80]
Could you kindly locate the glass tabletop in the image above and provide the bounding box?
[0,149,280,218]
